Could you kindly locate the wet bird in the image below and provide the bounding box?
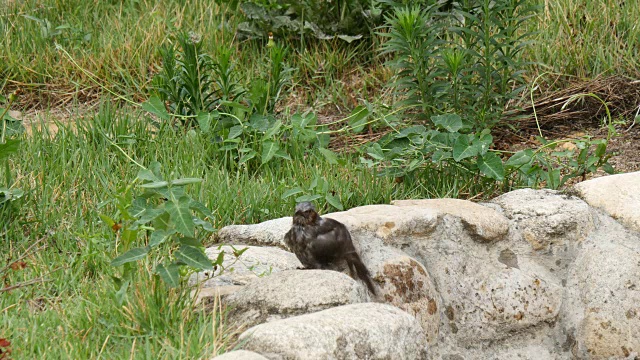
[284,202,376,294]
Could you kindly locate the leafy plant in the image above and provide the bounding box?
[0,90,25,221]
[361,111,615,190]
[103,161,219,288]
[148,32,292,129]
[282,172,350,211]
[237,0,382,42]
[380,1,535,128]
[152,32,219,121]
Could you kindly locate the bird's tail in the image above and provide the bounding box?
[345,252,376,295]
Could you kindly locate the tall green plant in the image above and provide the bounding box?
[380,0,535,129]
[379,6,446,117]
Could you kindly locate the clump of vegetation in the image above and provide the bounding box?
[1,0,634,358]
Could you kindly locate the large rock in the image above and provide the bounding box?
[392,198,509,242]
[190,245,301,288]
[226,270,368,329]
[217,217,292,247]
[444,268,561,342]
[239,303,428,359]
[561,216,640,359]
[211,350,268,360]
[492,189,595,251]
[573,171,640,232]
[360,242,441,344]
[324,204,438,241]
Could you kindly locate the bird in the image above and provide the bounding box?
[284,202,376,294]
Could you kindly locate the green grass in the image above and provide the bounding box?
[1,104,499,358]
[1,0,636,358]
[528,0,640,78]
[2,0,638,108]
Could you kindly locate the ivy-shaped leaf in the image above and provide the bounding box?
[166,196,195,237]
[111,247,149,267]
[156,263,180,288]
[175,245,213,270]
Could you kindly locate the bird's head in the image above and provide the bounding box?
[293,202,319,226]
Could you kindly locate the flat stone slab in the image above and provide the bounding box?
[573,171,640,232]
[325,204,438,240]
[217,217,292,247]
[190,245,301,288]
[392,198,509,242]
[492,189,595,251]
[226,270,368,329]
[239,303,428,359]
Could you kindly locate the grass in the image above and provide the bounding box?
[1,103,497,358]
[1,0,637,358]
[2,0,638,108]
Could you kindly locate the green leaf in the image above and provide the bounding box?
[478,152,505,180]
[282,187,303,199]
[213,251,226,265]
[149,229,174,248]
[175,245,213,270]
[431,114,463,133]
[99,213,116,228]
[318,147,339,164]
[264,120,283,138]
[153,212,171,231]
[228,125,243,139]
[249,114,270,132]
[602,162,615,174]
[178,237,202,248]
[193,218,215,232]
[136,208,165,224]
[166,196,195,237]
[348,105,369,133]
[171,178,202,186]
[432,149,452,162]
[325,194,344,211]
[0,138,21,162]
[142,96,170,121]
[239,149,257,164]
[261,140,279,164]
[274,149,291,160]
[452,135,479,161]
[367,143,385,160]
[296,194,322,202]
[337,34,363,43]
[196,112,212,133]
[140,181,169,189]
[189,200,214,219]
[595,142,607,158]
[137,168,161,183]
[156,263,180,288]
[505,149,533,167]
[0,188,24,204]
[111,247,149,267]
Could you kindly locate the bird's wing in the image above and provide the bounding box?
[310,218,347,256]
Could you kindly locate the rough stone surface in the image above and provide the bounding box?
[492,189,595,251]
[190,245,301,289]
[392,198,510,242]
[239,303,428,360]
[573,171,640,232]
[324,204,439,241]
[211,350,268,360]
[561,215,640,359]
[226,270,368,329]
[360,242,441,344]
[204,177,640,360]
[217,217,292,247]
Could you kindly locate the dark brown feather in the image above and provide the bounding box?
[284,202,376,294]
